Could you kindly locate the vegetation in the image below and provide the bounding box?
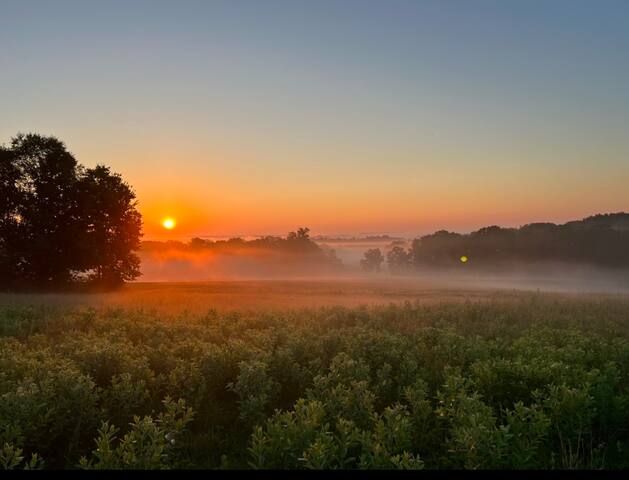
[363,213,629,273]
[386,246,412,273]
[141,227,342,269]
[0,133,142,290]
[315,235,403,243]
[360,249,384,273]
[2,296,629,470]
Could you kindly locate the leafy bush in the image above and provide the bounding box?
[1,295,629,469]
[1,443,44,470]
[78,397,194,470]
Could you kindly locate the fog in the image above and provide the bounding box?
[137,242,629,295]
[137,245,343,281]
[398,263,629,294]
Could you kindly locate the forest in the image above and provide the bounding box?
[362,214,629,273]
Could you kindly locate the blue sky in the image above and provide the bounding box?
[2,0,628,237]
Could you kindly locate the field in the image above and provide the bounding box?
[0,278,543,313]
[2,274,626,313]
[2,280,629,470]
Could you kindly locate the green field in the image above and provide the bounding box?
[2,282,629,470]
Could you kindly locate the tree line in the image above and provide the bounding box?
[142,227,342,266]
[361,213,629,273]
[0,133,142,290]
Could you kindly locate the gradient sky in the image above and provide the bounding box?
[2,0,628,239]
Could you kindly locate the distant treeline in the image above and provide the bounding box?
[314,234,403,243]
[143,227,342,266]
[361,213,629,272]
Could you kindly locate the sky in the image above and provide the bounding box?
[2,0,628,239]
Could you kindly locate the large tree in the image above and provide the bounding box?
[0,133,142,290]
[75,165,142,286]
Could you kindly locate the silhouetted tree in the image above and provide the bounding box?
[0,146,24,286]
[409,213,629,269]
[410,230,464,266]
[75,165,142,287]
[145,227,343,271]
[360,248,384,273]
[288,227,310,241]
[189,237,209,249]
[0,133,142,290]
[387,246,411,273]
[286,227,318,253]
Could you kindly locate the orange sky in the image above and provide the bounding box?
[4,2,628,240]
[135,148,628,240]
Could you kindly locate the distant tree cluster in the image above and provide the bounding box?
[360,248,384,272]
[387,246,412,273]
[361,214,629,274]
[0,133,142,290]
[359,244,413,274]
[316,234,402,243]
[142,227,342,267]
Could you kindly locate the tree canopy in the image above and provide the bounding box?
[0,133,142,290]
[408,214,629,268]
[360,248,384,273]
[142,227,342,267]
[359,213,629,275]
[363,213,629,274]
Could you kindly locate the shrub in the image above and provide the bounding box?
[1,296,629,469]
[78,397,194,470]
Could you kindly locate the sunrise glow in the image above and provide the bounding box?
[3,1,628,240]
[162,218,176,230]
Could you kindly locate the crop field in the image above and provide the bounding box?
[1,281,629,470]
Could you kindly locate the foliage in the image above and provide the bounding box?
[1,443,44,470]
[386,246,411,273]
[409,214,629,268]
[1,296,629,469]
[360,248,384,273]
[362,213,629,273]
[0,133,142,290]
[142,227,342,273]
[78,397,194,470]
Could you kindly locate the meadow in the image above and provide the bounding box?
[2,281,629,470]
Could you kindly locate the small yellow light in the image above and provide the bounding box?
[162,218,176,230]
[460,255,468,263]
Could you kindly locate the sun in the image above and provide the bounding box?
[162,218,176,230]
